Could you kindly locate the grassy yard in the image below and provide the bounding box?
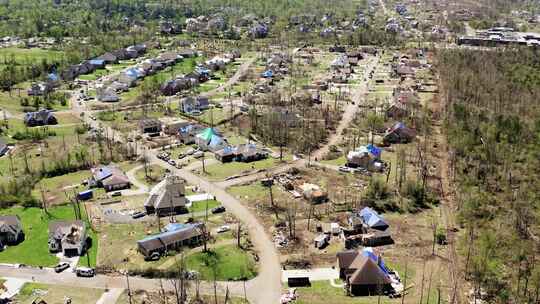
[14,283,103,304]
[116,290,249,304]
[184,244,257,281]
[0,205,97,267]
[134,164,167,187]
[98,222,159,270]
[228,183,270,202]
[320,156,346,166]
[188,199,220,213]
[0,48,65,69]
[202,157,290,181]
[294,281,399,304]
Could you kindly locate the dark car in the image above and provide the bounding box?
[54,262,70,273]
[131,211,146,219]
[211,206,226,214]
[111,191,122,197]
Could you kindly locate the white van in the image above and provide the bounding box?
[75,267,95,277]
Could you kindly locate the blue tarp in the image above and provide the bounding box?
[261,70,273,78]
[95,167,113,181]
[77,190,93,200]
[359,207,389,230]
[208,134,224,148]
[89,59,105,66]
[47,73,59,82]
[164,223,188,232]
[366,144,381,158]
[125,68,141,79]
[139,224,197,243]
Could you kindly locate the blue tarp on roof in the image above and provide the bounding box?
[363,247,391,276]
[366,144,382,158]
[47,73,59,81]
[222,145,234,154]
[261,70,273,78]
[208,134,224,148]
[139,224,197,243]
[164,223,188,232]
[362,249,378,262]
[195,66,210,75]
[359,207,389,230]
[125,68,141,79]
[179,124,194,134]
[95,167,113,181]
[89,59,105,66]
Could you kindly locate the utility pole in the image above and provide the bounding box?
[126,271,133,304]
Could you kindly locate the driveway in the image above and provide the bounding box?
[281,268,339,282]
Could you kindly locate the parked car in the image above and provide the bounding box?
[75,267,95,277]
[211,206,226,214]
[111,191,122,197]
[338,166,351,173]
[216,225,231,233]
[168,160,176,166]
[131,211,146,219]
[178,153,186,159]
[54,262,70,273]
[185,148,196,155]
[190,110,202,116]
[144,252,161,261]
[193,151,204,159]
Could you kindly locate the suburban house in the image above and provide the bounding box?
[337,249,393,296]
[383,122,416,145]
[96,87,119,102]
[346,144,383,171]
[89,59,106,69]
[178,123,206,144]
[90,165,131,192]
[0,138,8,157]
[385,101,409,119]
[137,223,206,259]
[27,82,53,96]
[48,220,87,257]
[215,146,236,163]
[195,128,227,152]
[234,144,268,162]
[163,120,191,136]
[180,96,210,114]
[144,175,188,216]
[23,109,57,127]
[139,118,162,134]
[359,207,389,231]
[215,144,268,163]
[95,52,118,64]
[0,215,24,247]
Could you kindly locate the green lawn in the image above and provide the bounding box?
[14,283,103,304]
[0,48,65,70]
[134,164,167,187]
[0,205,97,267]
[78,68,109,81]
[184,244,257,281]
[202,157,290,181]
[295,281,399,304]
[188,199,220,213]
[197,107,231,125]
[228,183,269,201]
[320,156,346,166]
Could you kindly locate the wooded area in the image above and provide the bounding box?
[438,47,540,303]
